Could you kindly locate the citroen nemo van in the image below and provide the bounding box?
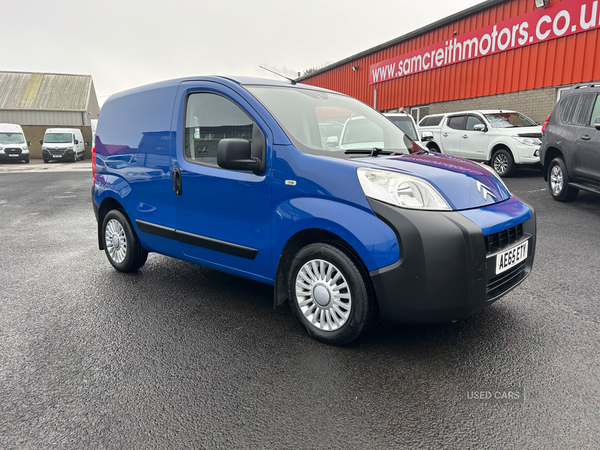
[93,76,536,345]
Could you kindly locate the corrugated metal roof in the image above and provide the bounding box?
[0,71,92,111]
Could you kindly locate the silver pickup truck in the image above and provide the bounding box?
[418,110,542,177]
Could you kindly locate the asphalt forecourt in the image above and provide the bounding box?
[0,159,91,173]
[0,168,598,448]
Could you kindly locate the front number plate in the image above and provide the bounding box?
[53,155,62,158]
[496,240,528,275]
[9,154,19,157]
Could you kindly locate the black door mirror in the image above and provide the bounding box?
[217,139,262,173]
[74,139,79,145]
[595,116,600,131]
[39,139,43,145]
[27,141,31,146]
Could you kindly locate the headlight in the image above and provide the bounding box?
[512,136,541,146]
[357,168,451,210]
[22,146,28,151]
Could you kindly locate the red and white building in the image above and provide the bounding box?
[298,0,600,123]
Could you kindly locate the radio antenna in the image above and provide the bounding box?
[259,66,297,85]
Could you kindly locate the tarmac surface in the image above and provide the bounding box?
[1,162,599,449]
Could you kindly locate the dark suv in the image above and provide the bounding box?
[540,84,600,201]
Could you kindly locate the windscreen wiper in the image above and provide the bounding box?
[344,148,397,157]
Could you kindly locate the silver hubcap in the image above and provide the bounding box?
[295,259,351,332]
[493,154,509,174]
[105,219,127,263]
[550,165,563,195]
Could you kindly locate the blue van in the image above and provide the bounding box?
[92,76,536,345]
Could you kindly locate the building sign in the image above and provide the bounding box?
[370,0,600,84]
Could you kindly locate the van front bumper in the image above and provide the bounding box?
[368,199,536,324]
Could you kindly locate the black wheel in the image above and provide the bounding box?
[548,158,579,202]
[72,152,77,162]
[43,159,49,164]
[427,143,440,152]
[101,209,148,272]
[24,157,29,163]
[288,243,376,345]
[491,148,515,177]
[81,152,85,160]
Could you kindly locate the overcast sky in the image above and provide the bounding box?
[7,0,482,105]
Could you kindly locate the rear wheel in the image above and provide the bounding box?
[288,243,376,345]
[548,157,579,202]
[102,209,148,272]
[491,148,515,177]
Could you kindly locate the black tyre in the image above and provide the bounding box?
[491,148,515,177]
[72,152,77,162]
[24,157,29,163]
[427,143,440,152]
[101,209,148,272]
[43,159,49,164]
[288,243,376,345]
[81,152,85,160]
[548,157,579,202]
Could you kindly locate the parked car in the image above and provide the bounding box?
[418,110,542,177]
[383,112,419,142]
[540,84,600,201]
[93,76,536,345]
[40,128,85,163]
[0,123,30,163]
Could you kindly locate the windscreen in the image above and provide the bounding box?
[44,133,73,143]
[245,85,412,157]
[0,133,25,144]
[484,112,538,128]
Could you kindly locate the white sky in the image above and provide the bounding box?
[6,0,483,106]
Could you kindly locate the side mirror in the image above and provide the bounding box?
[74,139,79,145]
[217,139,262,173]
[39,139,43,145]
[473,124,487,132]
[27,141,31,146]
[85,141,91,146]
[326,136,339,147]
[421,131,434,142]
[595,116,600,131]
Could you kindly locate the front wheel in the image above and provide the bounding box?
[548,158,579,202]
[102,210,148,272]
[288,243,376,345]
[491,149,515,177]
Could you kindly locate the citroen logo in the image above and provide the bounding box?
[476,180,497,201]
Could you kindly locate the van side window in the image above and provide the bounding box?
[185,93,255,166]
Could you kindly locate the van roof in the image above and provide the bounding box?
[0,123,24,132]
[45,128,81,134]
[106,76,337,103]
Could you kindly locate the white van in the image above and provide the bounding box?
[0,123,30,163]
[41,128,85,163]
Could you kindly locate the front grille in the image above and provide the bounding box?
[4,147,22,155]
[484,223,524,254]
[486,262,527,300]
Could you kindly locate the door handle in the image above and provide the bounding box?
[581,135,591,140]
[442,133,448,137]
[173,168,182,196]
[462,134,468,139]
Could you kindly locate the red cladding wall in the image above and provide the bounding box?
[300,0,600,110]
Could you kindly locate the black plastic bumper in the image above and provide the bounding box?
[368,199,536,324]
[0,153,28,161]
[43,149,75,160]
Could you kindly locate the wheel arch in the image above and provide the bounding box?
[97,196,127,250]
[273,228,373,310]
[490,143,513,161]
[543,146,564,181]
